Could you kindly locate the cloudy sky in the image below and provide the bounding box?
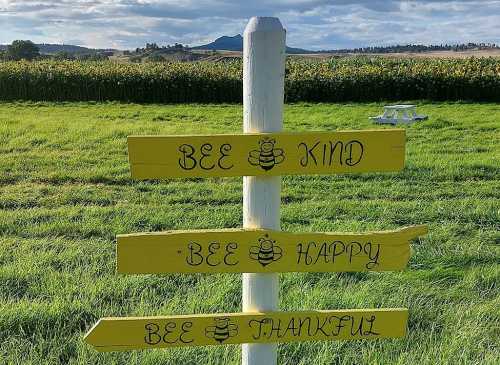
[1,1,499,50]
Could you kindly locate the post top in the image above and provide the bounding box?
[244,17,284,34]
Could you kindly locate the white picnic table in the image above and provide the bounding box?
[370,104,428,125]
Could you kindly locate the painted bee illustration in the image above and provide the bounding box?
[249,234,283,267]
[205,317,238,344]
[248,138,285,171]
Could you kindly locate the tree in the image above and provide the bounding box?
[53,51,75,61]
[145,42,159,50]
[7,40,40,60]
[130,55,142,63]
[147,54,164,62]
[75,53,109,61]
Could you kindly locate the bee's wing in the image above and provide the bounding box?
[248,150,261,166]
[249,245,260,259]
[205,326,216,338]
[228,324,238,336]
[273,245,283,260]
[273,148,285,164]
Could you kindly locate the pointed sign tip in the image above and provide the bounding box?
[85,309,408,352]
[84,318,103,345]
[401,224,428,239]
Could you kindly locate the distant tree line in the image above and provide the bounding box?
[125,42,197,63]
[133,42,188,54]
[2,39,499,63]
[319,43,499,54]
[0,40,40,61]
[52,51,110,61]
[0,40,110,61]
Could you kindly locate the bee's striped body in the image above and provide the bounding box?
[249,235,283,267]
[214,322,234,342]
[257,244,276,266]
[259,150,278,171]
[205,318,238,343]
[248,138,285,171]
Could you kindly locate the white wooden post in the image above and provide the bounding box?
[242,16,286,365]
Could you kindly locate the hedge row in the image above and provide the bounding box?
[0,57,499,103]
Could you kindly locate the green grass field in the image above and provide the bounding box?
[0,101,498,364]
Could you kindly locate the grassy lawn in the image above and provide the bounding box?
[0,101,498,365]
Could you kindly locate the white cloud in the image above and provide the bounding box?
[0,0,499,49]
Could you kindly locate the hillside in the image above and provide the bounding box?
[0,43,113,55]
[192,34,311,54]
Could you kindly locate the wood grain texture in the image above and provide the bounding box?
[128,130,405,179]
[116,225,427,274]
[85,308,408,352]
[242,17,286,364]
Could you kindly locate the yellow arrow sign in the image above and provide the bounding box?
[128,130,405,179]
[117,225,427,274]
[85,308,408,352]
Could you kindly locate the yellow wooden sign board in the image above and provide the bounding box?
[85,308,408,352]
[128,130,405,179]
[117,225,427,274]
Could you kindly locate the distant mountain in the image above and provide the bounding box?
[36,44,94,54]
[286,45,313,54]
[0,43,114,55]
[193,35,243,51]
[192,34,311,54]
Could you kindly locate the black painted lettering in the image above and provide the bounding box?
[347,241,362,263]
[364,315,380,336]
[344,140,363,166]
[199,143,215,170]
[180,321,194,343]
[331,241,345,263]
[224,242,238,266]
[322,143,327,166]
[298,143,308,167]
[186,242,203,266]
[298,317,312,336]
[162,322,177,344]
[178,144,197,170]
[308,141,320,166]
[298,142,320,167]
[329,141,343,166]
[218,143,233,170]
[351,316,364,336]
[297,242,314,265]
[283,317,299,337]
[333,315,352,336]
[206,242,221,267]
[249,319,266,340]
[268,318,282,339]
[364,242,380,269]
[314,242,329,264]
[328,316,341,336]
[314,316,329,337]
[144,323,162,345]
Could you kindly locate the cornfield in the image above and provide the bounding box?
[0,57,499,103]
